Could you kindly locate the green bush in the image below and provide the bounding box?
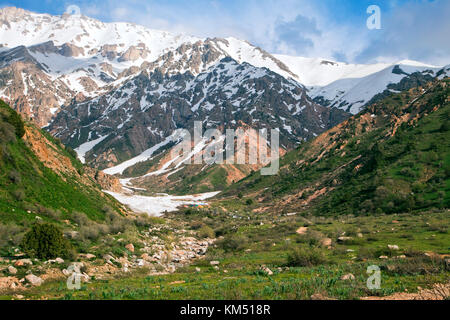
[0,100,25,138]
[286,247,328,267]
[198,225,215,239]
[217,234,248,252]
[21,223,74,260]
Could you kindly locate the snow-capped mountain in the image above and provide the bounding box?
[274,54,444,114]
[1,6,447,177]
[48,57,348,169]
[0,7,298,126]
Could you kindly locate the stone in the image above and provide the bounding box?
[379,255,389,259]
[388,245,399,250]
[340,273,355,281]
[14,259,32,267]
[8,266,17,275]
[321,238,332,247]
[25,274,43,286]
[260,266,273,276]
[125,243,135,252]
[195,267,201,273]
[296,227,308,235]
[55,258,64,264]
[79,253,96,260]
[337,237,353,243]
[210,261,220,266]
[357,233,364,238]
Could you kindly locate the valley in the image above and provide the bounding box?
[0,6,448,302]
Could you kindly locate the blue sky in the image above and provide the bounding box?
[1,0,449,65]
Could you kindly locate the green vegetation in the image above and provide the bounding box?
[224,78,450,216]
[21,223,74,260]
[0,99,128,257]
[7,209,449,300]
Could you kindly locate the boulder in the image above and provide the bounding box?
[25,274,43,286]
[14,259,32,267]
[125,243,135,253]
[260,266,273,276]
[337,237,353,243]
[8,266,17,275]
[340,273,355,281]
[321,238,332,247]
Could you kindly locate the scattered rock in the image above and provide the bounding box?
[260,265,273,276]
[14,259,32,267]
[7,266,17,275]
[337,236,353,243]
[379,256,389,259]
[25,274,43,287]
[341,273,355,281]
[210,261,220,266]
[195,267,201,273]
[321,238,332,247]
[357,233,364,238]
[79,253,96,260]
[125,243,135,252]
[296,227,308,235]
[388,245,399,250]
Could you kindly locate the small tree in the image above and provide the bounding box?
[21,223,74,260]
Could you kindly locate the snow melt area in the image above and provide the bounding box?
[75,135,108,164]
[103,129,188,175]
[104,191,220,217]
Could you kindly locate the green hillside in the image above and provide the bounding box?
[223,78,450,216]
[0,100,126,253]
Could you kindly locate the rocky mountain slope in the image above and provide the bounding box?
[223,77,450,215]
[0,7,297,126]
[1,6,443,124]
[48,57,348,170]
[0,99,125,225]
[1,6,447,193]
[308,62,447,114]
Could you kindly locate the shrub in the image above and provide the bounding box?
[12,189,26,201]
[0,121,17,144]
[8,170,21,184]
[6,107,25,138]
[71,211,89,226]
[217,234,248,252]
[198,225,215,239]
[286,247,328,267]
[21,223,74,260]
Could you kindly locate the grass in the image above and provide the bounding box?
[3,209,448,300]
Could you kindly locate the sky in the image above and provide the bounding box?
[1,0,449,65]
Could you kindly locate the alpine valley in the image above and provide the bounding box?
[0,6,448,301]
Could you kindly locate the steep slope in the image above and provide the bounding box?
[223,77,450,216]
[0,99,125,225]
[49,57,349,170]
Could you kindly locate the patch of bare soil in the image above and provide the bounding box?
[362,283,450,300]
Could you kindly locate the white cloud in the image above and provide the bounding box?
[75,0,449,65]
